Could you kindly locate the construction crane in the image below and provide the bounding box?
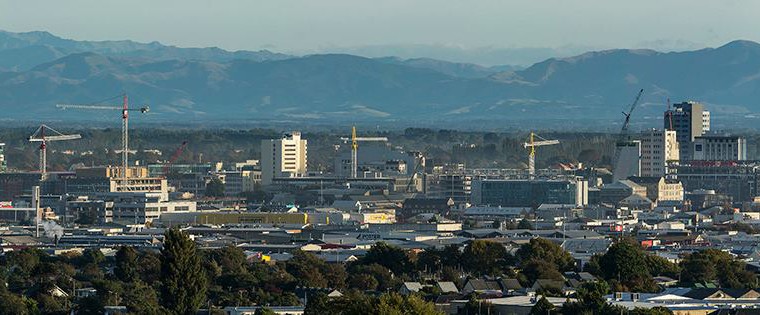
[339,126,388,178]
[28,124,81,176]
[163,141,188,177]
[57,94,149,179]
[666,97,674,131]
[522,132,559,178]
[612,88,644,180]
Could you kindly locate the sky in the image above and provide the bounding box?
[1,0,758,56]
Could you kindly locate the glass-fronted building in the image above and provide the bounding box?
[471,179,587,207]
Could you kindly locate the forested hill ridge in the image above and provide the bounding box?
[1,30,760,123]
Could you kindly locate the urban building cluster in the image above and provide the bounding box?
[2,100,760,314]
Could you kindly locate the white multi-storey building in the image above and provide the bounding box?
[640,129,679,177]
[693,135,746,161]
[261,132,308,185]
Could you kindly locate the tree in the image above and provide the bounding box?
[594,240,658,292]
[304,292,331,315]
[115,246,139,282]
[680,249,757,288]
[161,228,208,315]
[348,273,379,291]
[516,238,575,271]
[0,287,36,315]
[521,259,565,284]
[518,218,533,229]
[377,293,443,315]
[560,281,619,315]
[205,177,226,197]
[463,240,513,276]
[122,280,163,314]
[361,242,413,276]
[529,296,556,315]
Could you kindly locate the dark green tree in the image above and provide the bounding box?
[529,296,556,315]
[123,280,164,314]
[205,177,226,197]
[680,249,757,288]
[304,292,331,315]
[463,240,512,276]
[115,246,139,282]
[161,228,208,315]
[361,242,412,275]
[594,240,658,292]
[518,218,534,229]
[516,238,575,271]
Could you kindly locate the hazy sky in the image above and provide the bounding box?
[1,0,758,53]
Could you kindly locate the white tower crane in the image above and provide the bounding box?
[57,94,149,179]
[522,132,559,178]
[28,124,81,177]
[339,126,388,178]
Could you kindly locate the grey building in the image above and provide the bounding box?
[471,179,588,207]
[665,101,710,160]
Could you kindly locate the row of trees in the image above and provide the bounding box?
[0,232,756,314]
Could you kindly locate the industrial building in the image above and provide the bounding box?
[261,132,308,185]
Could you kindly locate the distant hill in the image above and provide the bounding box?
[1,30,760,123]
[0,30,293,71]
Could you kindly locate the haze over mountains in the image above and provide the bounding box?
[1,30,759,125]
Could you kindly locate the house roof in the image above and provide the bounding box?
[401,282,423,292]
[465,279,502,291]
[498,278,522,291]
[437,281,459,293]
[532,279,565,290]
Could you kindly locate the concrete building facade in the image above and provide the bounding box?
[261,132,308,185]
[613,140,641,181]
[665,101,709,160]
[640,129,679,177]
[692,135,746,161]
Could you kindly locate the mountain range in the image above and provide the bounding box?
[1,30,760,124]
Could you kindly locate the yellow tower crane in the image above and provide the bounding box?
[340,126,388,178]
[522,132,559,178]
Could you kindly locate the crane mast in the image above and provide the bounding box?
[57,93,149,179]
[612,89,644,180]
[339,126,388,178]
[523,132,559,178]
[28,124,81,177]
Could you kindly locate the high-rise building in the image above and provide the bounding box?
[640,129,679,177]
[692,135,746,161]
[261,132,308,185]
[0,143,5,172]
[665,101,709,160]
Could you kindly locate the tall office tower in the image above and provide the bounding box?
[0,143,5,172]
[261,132,308,185]
[665,101,709,161]
[640,129,679,177]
